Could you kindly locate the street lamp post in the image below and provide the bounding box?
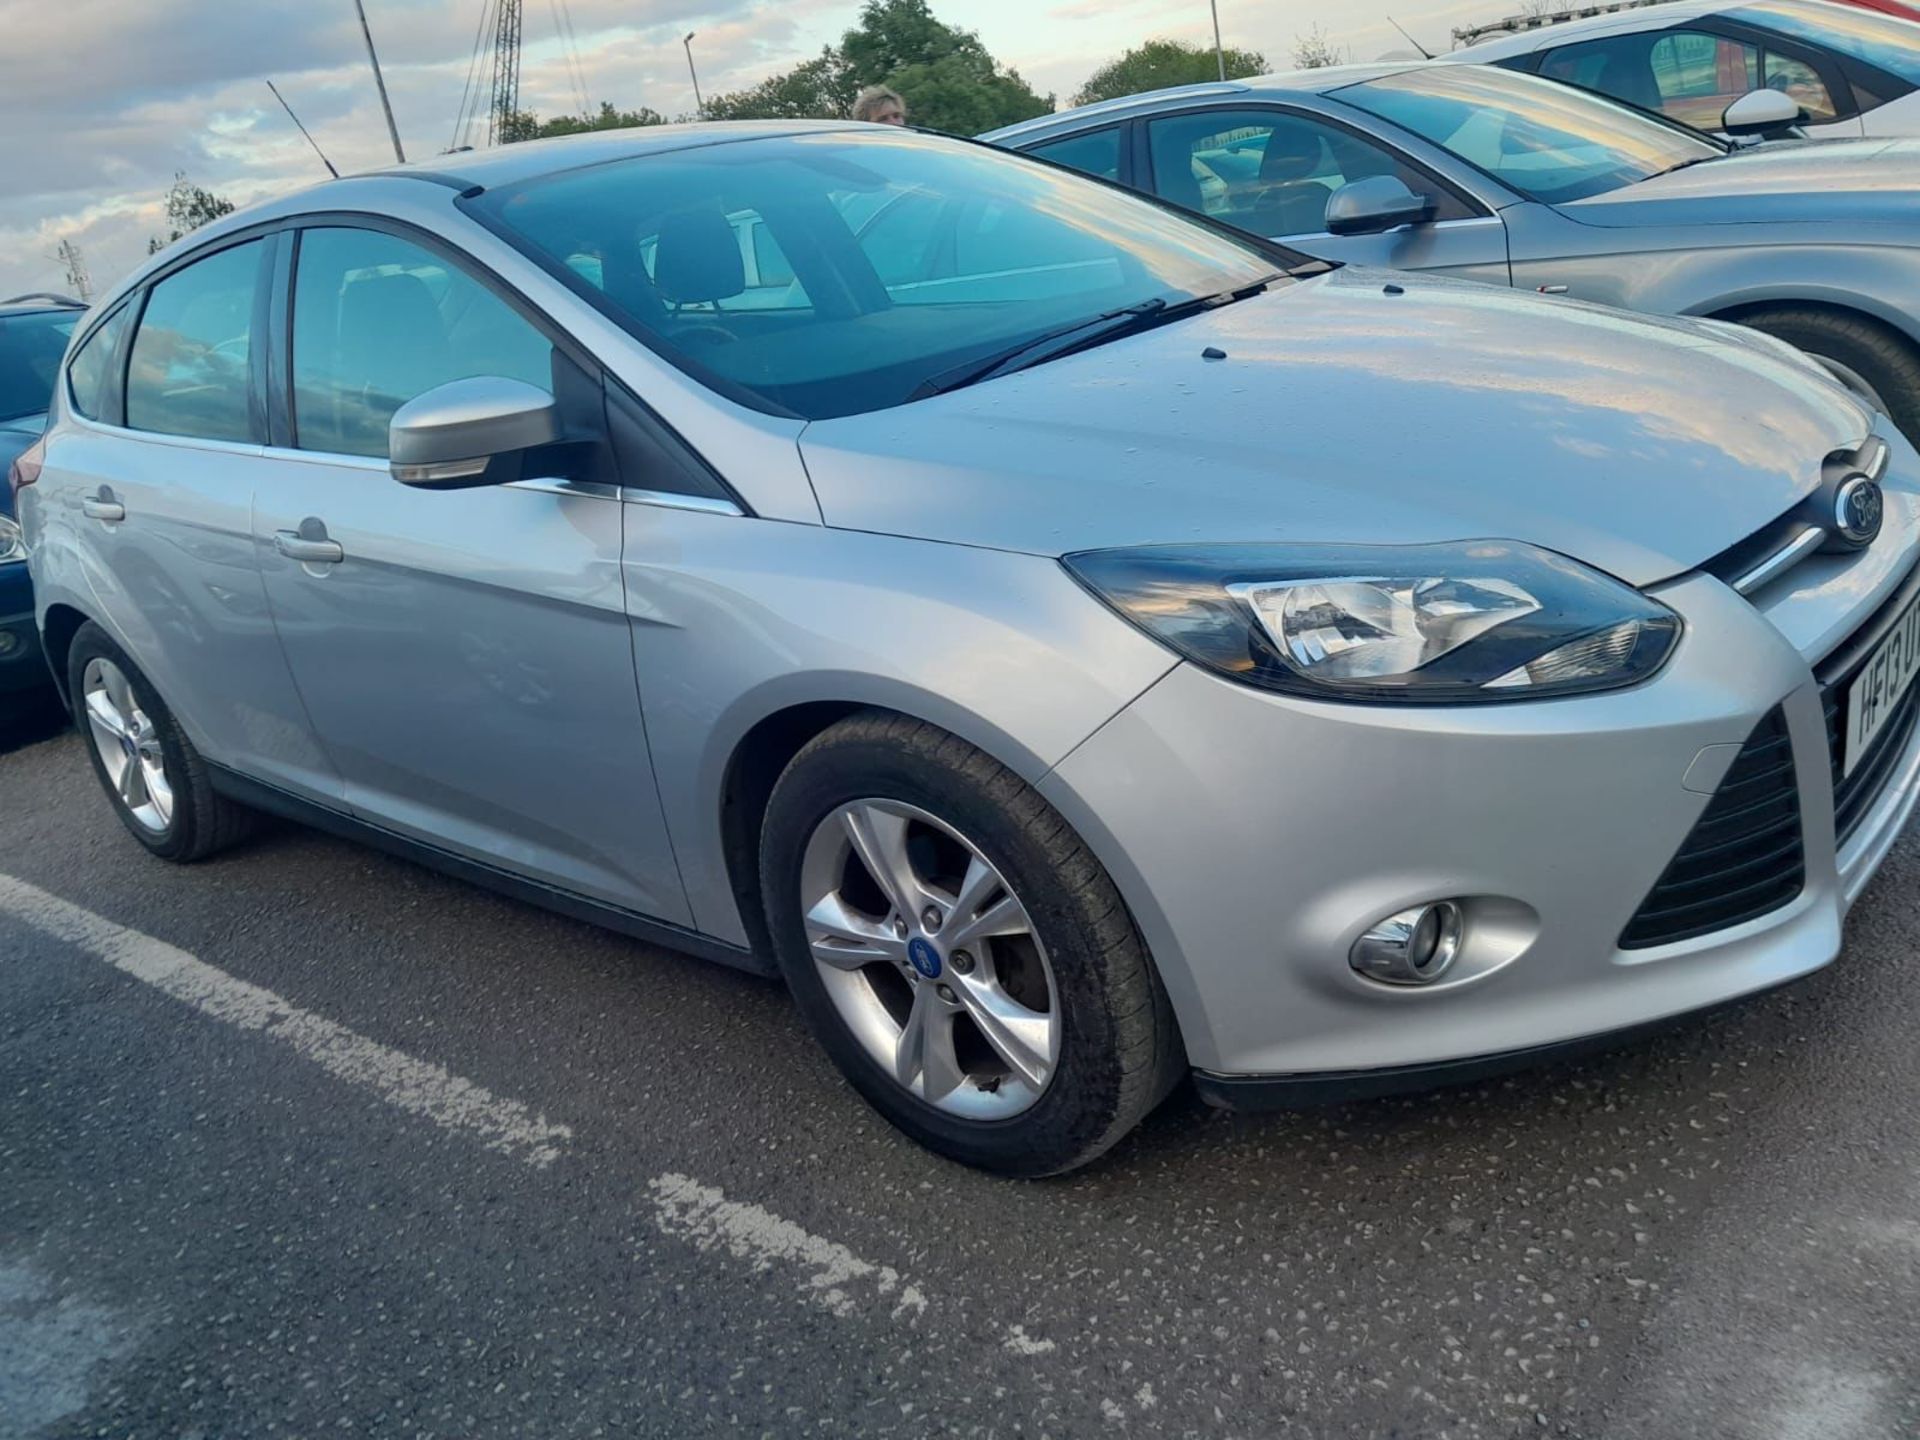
[1209,0,1225,80]
[684,32,705,119]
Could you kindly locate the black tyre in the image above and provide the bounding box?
[67,622,253,862]
[1740,306,1920,443]
[759,711,1183,1176]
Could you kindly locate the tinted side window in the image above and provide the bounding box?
[1029,129,1123,182]
[126,241,263,443]
[1648,32,1763,127]
[1146,108,1472,238]
[292,227,554,459]
[1761,50,1839,121]
[66,304,130,422]
[1542,35,1664,105]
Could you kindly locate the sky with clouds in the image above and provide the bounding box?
[0,0,1510,299]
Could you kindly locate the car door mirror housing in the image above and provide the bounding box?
[1722,89,1805,139]
[1324,177,1436,238]
[389,376,568,489]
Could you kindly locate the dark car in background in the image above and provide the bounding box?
[1,294,86,699]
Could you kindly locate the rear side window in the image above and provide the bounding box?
[126,241,264,444]
[1028,129,1124,182]
[291,227,554,459]
[66,304,130,422]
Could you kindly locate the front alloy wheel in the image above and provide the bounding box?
[801,799,1060,1120]
[760,711,1184,1176]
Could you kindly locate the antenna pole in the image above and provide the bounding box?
[267,81,341,177]
[353,0,406,163]
[1387,15,1436,60]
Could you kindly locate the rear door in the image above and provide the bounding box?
[251,220,691,922]
[1135,105,1512,283]
[40,235,343,799]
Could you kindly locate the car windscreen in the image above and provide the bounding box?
[1733,0,1920,84]
[465,129,1291,420]
[0,308,80,423]
[1334,65,1724,203]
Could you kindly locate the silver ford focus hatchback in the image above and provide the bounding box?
[16,123,1920,1174]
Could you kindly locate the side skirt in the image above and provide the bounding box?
[206,762,776,979]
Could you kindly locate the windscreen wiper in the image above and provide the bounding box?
[909,274,1287,401]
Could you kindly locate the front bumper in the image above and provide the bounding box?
[0,563,47,696]
[1039,482,1920,1085]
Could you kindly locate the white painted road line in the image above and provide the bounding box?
[649,1173,930,1322]
[0,873,573,1168]
[1,874,1026,1339]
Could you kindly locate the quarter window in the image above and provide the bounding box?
[291,227,554,459]
[1145,108,1472,238]
[65,304,130,422]
[125,241,263,444]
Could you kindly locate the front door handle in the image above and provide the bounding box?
[274,530,345,565]
[82,497,125,522]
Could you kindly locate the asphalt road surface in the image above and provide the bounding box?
[4,705,1919,1439]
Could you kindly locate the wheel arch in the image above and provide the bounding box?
[1693,287,1920,353]
[39,601,93,707]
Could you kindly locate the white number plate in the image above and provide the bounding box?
[1844,593,1920,778]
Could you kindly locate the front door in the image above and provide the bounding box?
[252,222,690,923]
[1139,106,1512,285]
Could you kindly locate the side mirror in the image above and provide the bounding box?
[1722,88,1805,139]
[389,376,565,490]
[1324,176,1437,238]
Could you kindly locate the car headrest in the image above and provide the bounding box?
[654,206,745,305]
[1259,125,1324,185]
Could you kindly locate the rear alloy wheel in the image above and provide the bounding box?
[761,711,1183,1176]
[67,621,253,862]
[81,657,175,835]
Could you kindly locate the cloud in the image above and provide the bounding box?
[0,0,828,298]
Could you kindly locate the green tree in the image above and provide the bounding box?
[500,101,667,144]
[703,49,854,121]
[1074,38,1268,105]
[702,0,1051,133]
[147,173,236,255]
[1292,24,1342,70]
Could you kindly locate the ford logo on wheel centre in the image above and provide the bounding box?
[907,936,943,980]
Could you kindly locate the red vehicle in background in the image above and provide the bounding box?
[1842,0,1920,20]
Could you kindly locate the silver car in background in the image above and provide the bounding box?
[17,123,1920,1174]
[1455,0,1920,139]
[984,62,1920,439]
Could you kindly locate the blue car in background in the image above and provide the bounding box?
[0,294,85,701]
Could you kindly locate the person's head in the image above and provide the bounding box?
[853,85,907,126]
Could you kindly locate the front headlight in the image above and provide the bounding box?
[0,515,22,565]
[1064,541,1681,704]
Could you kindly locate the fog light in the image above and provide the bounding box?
[1349,902,1464,986]
[0,629,19,659]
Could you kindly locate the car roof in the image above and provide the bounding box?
[980,61,1430,145]
[0,294,86,318]
[1454,0,1730,59]
[364,118,875,192]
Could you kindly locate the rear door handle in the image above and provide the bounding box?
[274,530,345,565]
[81,498,125,522]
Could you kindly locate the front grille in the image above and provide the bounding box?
[1620,707,1804,950]
[1824,679,1920,847]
